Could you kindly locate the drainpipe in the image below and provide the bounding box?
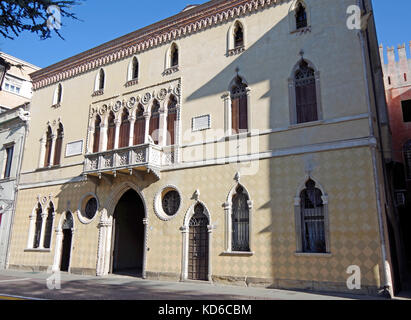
[4,104,29,269]
[358,0,392,297]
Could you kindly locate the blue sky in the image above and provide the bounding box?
[0,0,409,68]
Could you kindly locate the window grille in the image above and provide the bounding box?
[300,180,326,253]
[295,60,318,124]
[162,191,181,216]
[296,2,307,29]
[232,186,250,251]
[85,198,98,219]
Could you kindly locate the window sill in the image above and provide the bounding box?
[0,177,14,183]
[289,120,324,130]
[24,248,51,253]
[125,79,139,87]
[92,89,104,97]
[221,251,254,257]
[294,252,332,258]
[51,103,61,109]
[226,46,245,57]
[290,26,312,34]
[162,66,179,76]
[35,165,62,172]
[224,131,251,141]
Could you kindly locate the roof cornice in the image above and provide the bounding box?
[31,0,282,90]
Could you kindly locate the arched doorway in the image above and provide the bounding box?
[60,212,73,272]
[110,189,145,276]
[188,203,209,281]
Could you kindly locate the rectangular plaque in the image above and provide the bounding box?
[65,140,83,157]
[192,115,211,132]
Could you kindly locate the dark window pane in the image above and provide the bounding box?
[4,146,14,178]
[401,100,411,123]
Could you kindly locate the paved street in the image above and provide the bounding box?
[0,269,390,301]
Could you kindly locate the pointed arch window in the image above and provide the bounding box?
[300,179,326,253]
[171,44,179,67]
[404,140,411,180]
[53,83,62,106]
[149,100,160,145]
[134,105,146,146]
[119,109,130,149]
[232,186,250,252]
[93,115,101,153]
[234,22,244,48]
[230,76,248,134]
[296,2,308,30]
[130,57,139,80]
[294,59,319,124]
[107,112,116,151]
[53,123,64,166]
[167,95,178,146]
[98,69,105,90]
[44,126,53,167]
[33,203,43,249]
[43,203,54,249]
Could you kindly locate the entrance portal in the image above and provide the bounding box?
[188,204,209,281]
[111,189,145,276]
[60,212,73,272]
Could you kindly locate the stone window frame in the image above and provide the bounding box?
[294,176,331,256]
[1,142,15,180]
[288,58,323,126]
[126,56,140,87]
[153,184,183,221]
[180,197,214,282]
[222,175,254,256]
[93,68,106,96]
[163,42,180,76]
[288,0,312,34]
[222,74,252,137]
[76,192,100,224]
[52,83,63,108]
[26,199,55,252]
[226,19,247,57]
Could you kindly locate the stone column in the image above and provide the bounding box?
[144,112,150,144]
[159,109,167,147]
[49,134,57,166]
[223,202,232,252]
[38,137,46,168]
[87,125,95,154]
[223,92,232,136]
[39,211,48,249]
[180,226,189,281]
[52,229,63,272]
[99,123,108,152]
[27,213,37,249]
[128,115,136,147]
[114,119,121,150]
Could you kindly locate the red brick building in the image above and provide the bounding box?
[380,42,411,291]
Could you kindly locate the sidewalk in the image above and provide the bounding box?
[0,269,390,300]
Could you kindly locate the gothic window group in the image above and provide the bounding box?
[32,202,54,250]
[43,123,64,168]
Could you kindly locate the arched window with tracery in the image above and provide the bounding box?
[33,203,43,249]
[234,22,244,48]
[130,57,139,80]
[134,105,146,145]
[98,69,105,90]
[149,100,160,145]
[231,76,248,134]
[295,59,318,124]
[167,95,178,146]
[107,112,116,151]
[300,179,326,253]
[119,109,130,149]
[295,2,307,29]
[404,140,411,179]
[232,186,250,252]
[44,126,53,167]
[93,115,101,153]
[171,44,179,67]
[53,123,64,166]
[43,203,54,249]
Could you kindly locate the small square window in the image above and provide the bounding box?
[16,87,20,94]
[402,100,411,123]
[5,83,9,90]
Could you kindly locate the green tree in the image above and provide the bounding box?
[0,0,83,40]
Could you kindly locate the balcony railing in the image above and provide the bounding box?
[84,144,176,177]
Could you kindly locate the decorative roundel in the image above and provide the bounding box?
[113,100,122,112]
[174,83,181,96]
[142,92,151,105]
[158,88,168,100]
[99,104,108,115]
[154,185,182,221]
[128,96,136,108]
[77,193,99,224]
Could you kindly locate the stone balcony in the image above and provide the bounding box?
[84,144,176,180]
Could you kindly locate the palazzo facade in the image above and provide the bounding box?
[6,0,397,296]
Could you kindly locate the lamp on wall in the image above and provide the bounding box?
[0,57,11,91]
